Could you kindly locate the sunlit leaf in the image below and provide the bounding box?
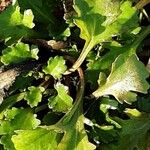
[57,114,96,150]
[70,0,138,71]
[0,1,35,43]
[24,86,45,108]
[1,42,39,65]
[43,56,67,79]
[0,108,40,134]
[93,54,149,103]
[48,83,73,112]
[18,0,67,37]
[12,128,63,150]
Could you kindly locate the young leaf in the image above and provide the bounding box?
[1,42,39,65]
[24,86,45,108]
[0,108,40,135]
[48,83,73,112]
[93,54,149,104]
[101,109,150,150]
[12,128,63,150]
[69,0,138,71]
[0,2,35,43]
[43,56,67,79]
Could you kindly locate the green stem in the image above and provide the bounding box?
[130,25,150,53]
[65,41,94,74]
[56,66,85,128]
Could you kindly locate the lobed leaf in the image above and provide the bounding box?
[0,108,40,135]
[101,109,150,150]
[0,1,35,43]
[57,114,96,150]
[48,83,73,113]
[18,0,67,37]
[0,134,16,150]
[12,128,63,150]
[93,54,150,103]
[1,42,39,65]
[24,86,45,108]
[74,0,138,45]
[43,56,67,79]
[69,0,139,71]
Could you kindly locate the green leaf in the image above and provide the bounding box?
[70,0,138,71]
[48,83,73,113]
[85,41,124,87]
[24,86,45,108]
[54,73,95,149]
[9,75,34,92]
[0,134,15,150]
[74,0,138,45]
[42,112,63,125]
[18,0,67,37]
[0,2,35,43]
[55,84,95,150]
[57,115,96,150]
[12,128,63,150]
[90,125,119,144]
[99,98,121,128]
[43,56,67,79]
[101,109,150,150]
[0,108,40,134]
[1,42,39,65]
[137,94,150,113]
[93,54,150,103]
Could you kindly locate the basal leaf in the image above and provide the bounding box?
[48,83,73,113]
[0,1,35,43]
[0,108,40,134]
[69,0,138,71]
[93,54,149,103]
[12,128,63,150]
[24,86,45,108]
[43,56,67,79]
[1,42,39,65]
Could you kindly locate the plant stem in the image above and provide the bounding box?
[56,63,85,127]
[65,41,94,74]
[135,0,150,9]
[130,25,150,53]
